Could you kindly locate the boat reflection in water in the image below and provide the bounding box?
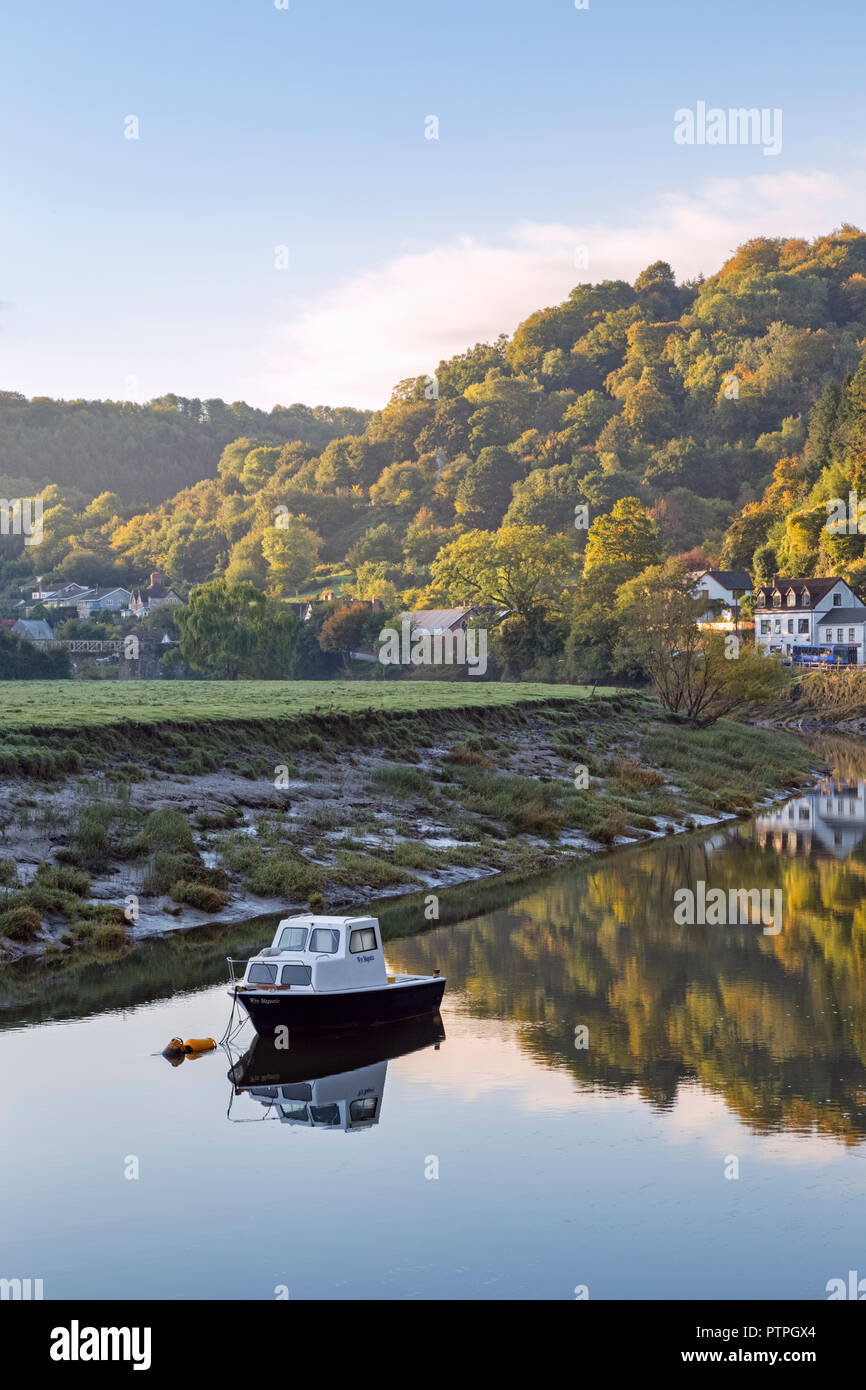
[225,1013,446,1132]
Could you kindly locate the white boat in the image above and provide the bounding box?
[227,914,445,1034]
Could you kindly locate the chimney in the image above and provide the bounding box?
[150,570,163,587]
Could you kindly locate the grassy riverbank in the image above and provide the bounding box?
[0,681,818,968]
[0,679,611,732]
[768,669,866,729]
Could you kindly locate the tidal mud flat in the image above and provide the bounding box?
[0,692,817,965]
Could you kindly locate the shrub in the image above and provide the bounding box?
[170,880,230,913]
[0,857,17,886]
[0,905,42,941]
[144,852,228,894]
[90,921,128,951]
[614,758,665,793]
[371,765,431,796]
[35,863,91,896]
[74,802,115,867]
[142,809,195,853]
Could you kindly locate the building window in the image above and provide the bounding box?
[798,620,809,634]
[760,621,770,635]
[833,593,842,606]
[822,629,831,642]
[787,620,794,633]
[773,593,781,607]
[787,590,796,606]
[850,629,856,641]
[838,628,844,642]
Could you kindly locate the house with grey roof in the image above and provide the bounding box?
[753,575,866,661]
[12,618,54,642]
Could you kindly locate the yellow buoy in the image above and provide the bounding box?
[183,1037,216,1054]
[161,1037,185,1060]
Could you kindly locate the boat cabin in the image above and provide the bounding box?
[242,915,388,993]
[243,1062,386,1132]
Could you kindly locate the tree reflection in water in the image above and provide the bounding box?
[388,741,866,1146]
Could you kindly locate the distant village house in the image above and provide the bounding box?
[129,571,182,617]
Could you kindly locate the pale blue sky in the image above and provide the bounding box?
[1,0,864,408]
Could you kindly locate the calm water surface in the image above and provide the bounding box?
[3,740,866,1300]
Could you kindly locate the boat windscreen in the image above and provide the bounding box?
[278,926,308,951]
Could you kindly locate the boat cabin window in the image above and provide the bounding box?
[281,963,312,986]
[247,962,278,985]
[309,928,339,954]
[278,926,308,951]
[350,926,378,952]
[350,1098,378,1122]
[280,1102,308,1121]
[309,1104,341,1126]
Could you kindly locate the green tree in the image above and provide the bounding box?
[175,580,297,679]
[583,497,663,584]
[260,514,321,594]
[431,524,575,625]
[454,446,523,525]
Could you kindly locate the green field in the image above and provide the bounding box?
[0,680,613,733]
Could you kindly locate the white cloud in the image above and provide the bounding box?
[257,167,866,409]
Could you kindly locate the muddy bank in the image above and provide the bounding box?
[0,694,818,965]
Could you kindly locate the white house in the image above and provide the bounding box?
[691,569,751,626]
[753,575,866,661]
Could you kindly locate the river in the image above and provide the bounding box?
[2,736,865,1300]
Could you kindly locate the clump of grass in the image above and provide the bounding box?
[141,809,194,853]
[0,746,83,779]
[170,880,230,912]
[334,850,419,889]
[90,921,128,951]
[0,905,42,941]
[562,792,629,844]
[458,771,565,838]
[388,840,441,869]
[35,863,91,896]
[0,857,17,886]
[613,757,665,794]
[371,765,432,797]
[72,802,116,868]
[219,836,321,899]
[445,742,494,770]
[144,851,227,895]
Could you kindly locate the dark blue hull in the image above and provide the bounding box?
[236,977,445,1035]
[228,1012,446,1089]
